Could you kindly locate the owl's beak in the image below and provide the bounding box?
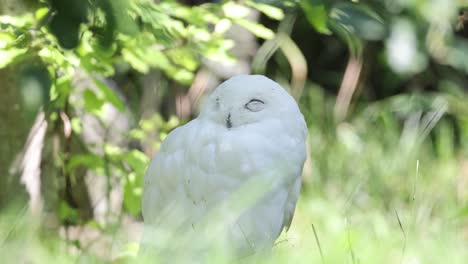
[226,113,232,128]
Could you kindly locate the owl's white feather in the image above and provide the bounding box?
[141,75,307,256]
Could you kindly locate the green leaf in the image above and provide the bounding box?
[128,128,145,140]
[71,117,82,134]
[0,14,34,27]
[104,144,124,157]
[124,172,142,216]
[67,153,104,171]
[123,150,149,176]
[300,0,331,34]
[145,49,172,70]
[83,89,105,115]
[167,47,199,71]
[168,68,194,85]
[223,2,251,18]
[122,48,150,73]
[48,0,88,49]
[167,3,220,26]
[122,150,148,216]
[50,76,72,108]
[245,1,285,20]
[233,18,275,39]
[93,78,126,112]
[330,2,386,41]
[0,31,15,46]
[214,18,232,34]
[199,38,236,64]
[35,7,49,21]
[58,201,80,224]
[38,45,68,68]
[80,53,115,76]
[103,0,139,36]
[0,48,27,68]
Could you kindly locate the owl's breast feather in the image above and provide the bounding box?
[141,115,306,252]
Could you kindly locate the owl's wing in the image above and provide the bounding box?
[141,119,227,228]
[281,122,307,231]
[282,175,302,231]
[141,120,195,227]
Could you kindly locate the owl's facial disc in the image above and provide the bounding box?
[225,98,265,129]
[200,75,300,129]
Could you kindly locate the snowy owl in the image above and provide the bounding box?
[141,75,307,258]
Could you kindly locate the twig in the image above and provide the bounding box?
[0,205,28,247]
[334,56,363,122]
[394,208,407,264]
[412,160,419,202]
[238,223,255,252]
[311,223,325,264]
[411,160,420,230]
[236,237,290,262]
[273,238,289,246]
[343,180,364,214]
[417,104,447,144]
[345,218,356,264]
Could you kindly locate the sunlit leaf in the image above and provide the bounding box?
[200,39,236,64]
[93,78,126,112]
[34,7,49,22]
[82,89,105,115]
[67,153,104,171]
[71,117,82,134]
[165,115,181,130]
[128,128,145,140]
[215,19,232,34]
[105,144,124,156]
[145,49,172,70]
[223,2,251,18]
[190,26,212,42]
[233,18,275,39]
[0,14,34,27]
[0,48,27,68]
[58,201,80,224]
[300,0,331,34]
[167,3,220,25]
[123,150,149,175]
[122,48,150,73]
[80,53,115,76]
[170,69,194,84]
[49,76,72,108]
[167,47,199,71]
[245,1,284,20]
[38,46,69,69]
[0,32,14,48]
[124,172,143,216]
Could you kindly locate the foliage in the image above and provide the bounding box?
[0,0,282,220]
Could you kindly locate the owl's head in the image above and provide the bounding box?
[200,75,304,130]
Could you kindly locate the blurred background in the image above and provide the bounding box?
[1,0,468,263]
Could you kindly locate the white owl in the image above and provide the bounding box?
[141,75,307,259]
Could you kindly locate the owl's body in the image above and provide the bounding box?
[141,75,307,257]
